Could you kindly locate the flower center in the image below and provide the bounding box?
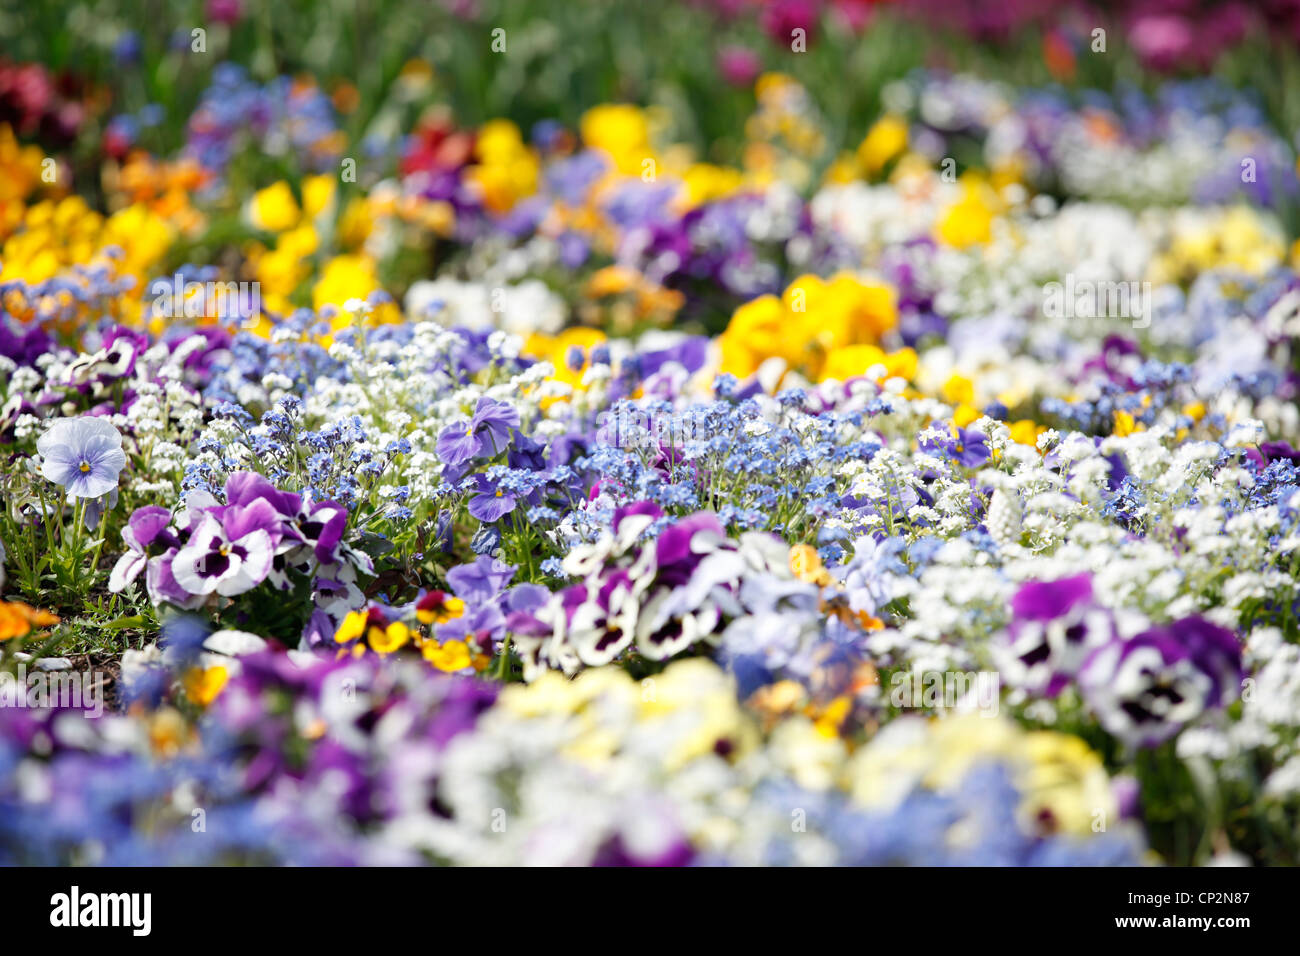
[495,489,503,497]
[79,460,91,473]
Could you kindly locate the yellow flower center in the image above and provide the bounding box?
[79,460,91,473]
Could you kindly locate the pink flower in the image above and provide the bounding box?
[718,45,762,87]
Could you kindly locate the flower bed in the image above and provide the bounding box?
[2,0,1300,867]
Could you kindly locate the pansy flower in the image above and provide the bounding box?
[436,397,521,467]
[466,473,518,522]
[36,416,128,499]
[416,590,466,626]
[170,498,282,597]
[1078,616,1244,747]
[109,506,180,592]
[995,574,1118,696]
[334,606,411,656]
[567,570,640,665]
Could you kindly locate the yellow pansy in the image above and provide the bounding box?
[249,180,301,233]
[333,610,368,644]
[789,544,831,586]
[719,293,793,378]
[302,174,337,220]
[1009,419,1045,446]
[935,176,998,248]
[952,403,982,429]
[416,593,466,626]
[680,163,744,208]
[1113,409,1142,436]
[580,104,653,176]
[845,715,1117,837]
[183,665,229,707]
[941,372,975,406]
[422,639,472,672]
[465,119,539,213]
[313,254,381,315]
[857,115,908,176]
[523,326,608,407]
[369,621,411,655]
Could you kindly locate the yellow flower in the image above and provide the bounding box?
[580,104,653,176]
[249,181,301,233]
[313,254,382,315]
[789,544,831,586]
[680,163,744,208]
[416,593,466,626]
[183,665,229,707]
[935,177,998,249]
[422,639,472,672]
[857,115,908,176]
[584,265,640,298]
[302,174,337,221]
[719,293,792,378]
[941,372,975,407]
[369,621,411,655]
[820,344,886,382]
[337,196,374,248]
[148,708,191,757]
[1018,730,1118,836]
[1112,409,1141,437]
[525,326,607,404]
[334,610,368,644]
[811,695,853,739]
[465,119,539,213]
[845,715,1118,837]
[952,403,981,429]
[100,203,174,279]
[1008,419,1044,446]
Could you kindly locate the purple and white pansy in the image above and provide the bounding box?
[110,471,370,644]
[1078,616,1244,748]
[994,573,1245,748]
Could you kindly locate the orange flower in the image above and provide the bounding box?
[0,601,60,641]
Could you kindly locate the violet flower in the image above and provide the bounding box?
[170,498,282,597]
[466,473,518,522]
[997,574,1114,696]
[36,416,128,499]
[436,397,520,467]
[108,506,179,592]
[1078,616,1244,747]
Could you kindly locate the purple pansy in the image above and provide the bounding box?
[436,397,521,467]
[446,555,515,604]
[108,506,179,591]
[466,473,519,522]
[1078,616,1244,747]
[996,574,1115,696]
[170,498,282,597]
